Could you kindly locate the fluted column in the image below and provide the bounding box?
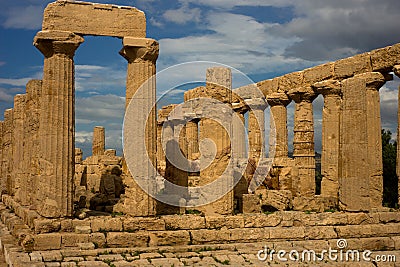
[267,92,291,160]
[199,67,233,215]
[395,66,400,206]
[365,72,386,208]
[34,31,83,217]
[313,80,342,199]
[339,72,386,211]
[4,109,13,196]
[0,121,3,195]
[288,87,317,197]
[92,126,105,156]
[247,99,268,160]
[12,94,26,203]
[116,37,159,216]
[24,80,42,206]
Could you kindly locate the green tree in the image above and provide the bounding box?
[382,129,398,208]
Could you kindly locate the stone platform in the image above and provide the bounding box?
[0,195,399,266]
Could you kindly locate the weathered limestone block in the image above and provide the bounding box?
[242,194,261,214]
[148,230,190,246]
[371,44,400,72]
[75,148,83,164]
[259,189,292,211]
[34,30,84,218]
[123,217,165,231]
[257,78,279,96]
[106,232,149,247]
[334,52,372,79]
[303,62,334,85]
[292,196,337,212]
[92,126,105,156]
[279,71,304,92]
[163,215,205,230]
[42,1,146,38]
[205,215,244,229]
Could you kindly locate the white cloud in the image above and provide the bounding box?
[179,0,295,9]
[0,88,15,102]
[3,5,43,30]
[163,3,201,24]
[158,12,311,76]
[0,77,32,87]
[75,64,126,92]
[76,94,125,123]
[0,62,5,67]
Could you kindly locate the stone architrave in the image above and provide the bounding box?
[115,37,159,216]
[313,80,342,199]
[12,94,26,203]
[198,67,234,215]
[288,87,317,197]
[92,126,105,156]
[34,30,84,218]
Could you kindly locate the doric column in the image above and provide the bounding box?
[313,80,342,199]
[395,65,400,206]
[339,72,385,211]
[4,109,13,196]
[0,121,3,195]
[246,99,268,160]
[267,92,291,160]
[12,94,26,203]
[24,80,42,206]
[116,37,159,216]
[365,72,386,209]
[231,107,246,160]
[288,87,317,197]
[199,67,233,215]
[92,126,105,156]
[34,31,83,217]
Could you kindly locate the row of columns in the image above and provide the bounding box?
[0,30,160,218]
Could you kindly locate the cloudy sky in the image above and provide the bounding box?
[0,0,400,158]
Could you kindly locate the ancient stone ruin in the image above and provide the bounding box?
[0,1,399,266]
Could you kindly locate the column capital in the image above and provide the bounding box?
[394,65,400,78]
[266,92,291,106]
[287,86,317,103]
[34,30,84,58]
[120,37,159,63]
[354,72,386,91]
[244,98,268,111]
[313,79,342,97]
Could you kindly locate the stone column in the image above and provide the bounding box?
[3,109,13,196]
[365,72,386,209]
[339,72,385,211]
[116,37,159,216]
[92,126,105,156]
[394,66,400,206]
[186,119,200,187]
[34,31,84,217]
[0,121,3,195]
[12,94,26,203]
[267,92,291,160]
[288,87,317,197]
[24,80,42,206]
[247,99,268,160]
[199,67,233,215]
[313,80,342,199]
